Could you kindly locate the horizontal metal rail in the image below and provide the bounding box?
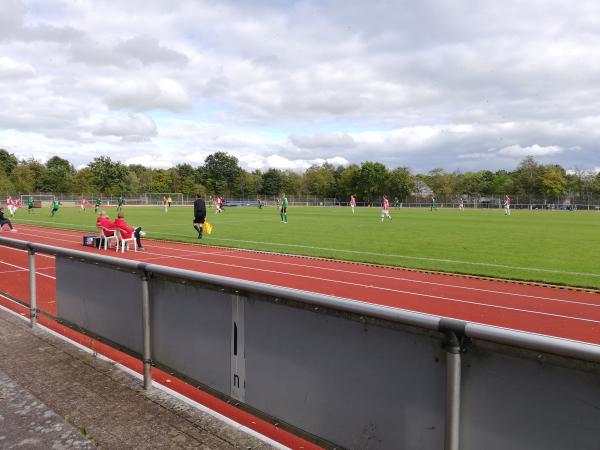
[1,236,599,363]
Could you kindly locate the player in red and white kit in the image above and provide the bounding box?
[79,198,88,213]
[504,194,511,215]
[381,195,392,222]
[215,196,223,214]
[350,195,356,214]
[458,197,464,212]
[6,196,17,217]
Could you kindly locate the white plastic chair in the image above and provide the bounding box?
[115,228,137,253]
[99,227,117,250]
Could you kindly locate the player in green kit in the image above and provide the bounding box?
[430,195,437,211]
[117,196,124,211]
[279,193,288,223]
[28,197,34,214]
[50,200,61,217]
[94,198,101,213]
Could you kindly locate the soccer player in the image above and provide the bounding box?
[215,196,223,214]
[458,197,464,212]
[430,195,437,211]
[192,193,207,239]
[6,196,16,217]
[381,195,392,222]
[28,197,34,214]
[350,195,356,214]
[162,196,169,214]
[504,194,511,215]
[0,206,17,232]
[279,193,288,223]
[79,198,88,213]
[167,196,172,208]
[50,200,61,217]
[94,198,101,213]
[117,196,124,211]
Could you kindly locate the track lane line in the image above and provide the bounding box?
[12,227,600,310]
[6,232,599,324]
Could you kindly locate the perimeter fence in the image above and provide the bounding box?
[0,236,598,450]
[4,192,600,210]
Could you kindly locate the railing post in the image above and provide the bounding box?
[141,270,152,389]
[445,331,461,450]
[28,246,37,328]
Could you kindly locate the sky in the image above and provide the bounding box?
[1,0,600,173]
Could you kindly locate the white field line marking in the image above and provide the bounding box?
[13,230,600,323]
[13,220,600,278]
[14,226,600,308]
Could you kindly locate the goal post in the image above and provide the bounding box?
[142,193,184,206]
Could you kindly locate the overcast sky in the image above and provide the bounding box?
[1,0,599,173]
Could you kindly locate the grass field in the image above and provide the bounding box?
[10,204,600,289]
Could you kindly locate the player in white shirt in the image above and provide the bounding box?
[381,195,392,222]
[458,197,464,212]
[504,194,511,215]
[350,195,356,214]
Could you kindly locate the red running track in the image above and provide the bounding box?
[1,224,599,345]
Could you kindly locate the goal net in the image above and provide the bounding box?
[142,193,184,206]
[20,194,56,208]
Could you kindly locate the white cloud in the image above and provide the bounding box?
[92,113,157,141]
[0,0,599,172]
[0,57,35,78]
[497,144,563,157]
[106,78,191,112]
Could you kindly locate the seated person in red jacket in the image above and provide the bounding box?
[96,211,115,236]
[113,211,144,251]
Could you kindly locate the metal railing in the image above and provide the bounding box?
[1,235,599,450]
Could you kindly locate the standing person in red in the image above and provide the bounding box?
[380,195,392,222]
[350,195,356,215]
[504,194,511,215]
[114,211,145,251]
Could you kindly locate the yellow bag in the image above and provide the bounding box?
[203,221,213,235]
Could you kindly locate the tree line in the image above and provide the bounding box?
[0,149,599,202]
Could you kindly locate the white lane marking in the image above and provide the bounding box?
[13,226,600,309]
[12,219,600,278]
[10,229,600,324]
[0,258,56,280]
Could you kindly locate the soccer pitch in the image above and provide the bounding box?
[11,205,600,290]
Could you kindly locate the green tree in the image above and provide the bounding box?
[11,164,36,192]
[282,170,303,196]
[89,156,130,195]
[260,168,284,195]
[490,170,515,195]
[38,167,74,192]
[0,170,15,194]
[542,165,567,200]
[387,167,415,201]
[514,156,544,198]
[357,161,388,201]
[337,164,360,198]
[202,151,242,195]
[303,164,336,197]
[72,167,94,194]
[0,149,18,176]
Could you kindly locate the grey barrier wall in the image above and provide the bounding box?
[0,237,599,450]
[460,342,600,450]
[243,295,447,448]
[56,257,144,354]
